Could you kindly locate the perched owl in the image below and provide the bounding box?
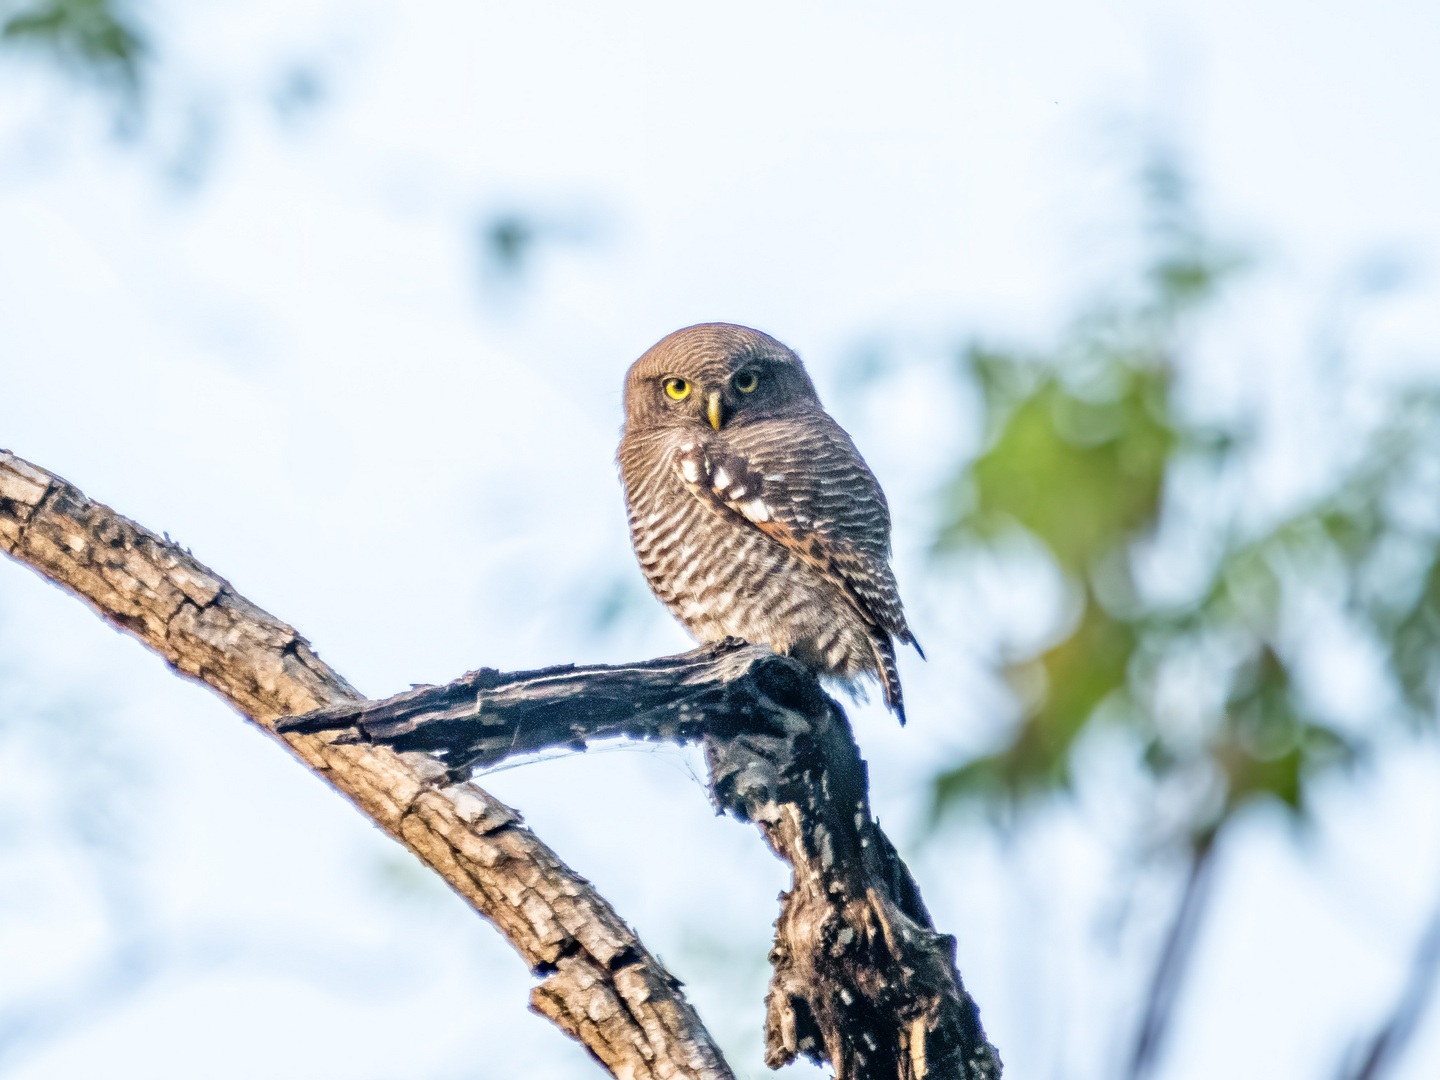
[617,323,922,723]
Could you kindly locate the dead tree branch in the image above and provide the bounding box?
[1,446,999,1080]
[281,645,1002,1079]
[0,448,731,1080]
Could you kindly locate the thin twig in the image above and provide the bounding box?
[1129,833,1218,1079]
[1341,875,1440,1080]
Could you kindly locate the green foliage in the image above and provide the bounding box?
[962,355,1176,575]
[1,0,147,95]
[934,165,1440,843]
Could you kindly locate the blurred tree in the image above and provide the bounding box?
[0,0,148,98]
[934,150,1440,1076]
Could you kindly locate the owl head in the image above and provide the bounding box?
[622,323,821,434]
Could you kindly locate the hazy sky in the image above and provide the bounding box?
[3,2,1439,1078]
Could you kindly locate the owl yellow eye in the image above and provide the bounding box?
[734,371,759,393]
[663,377,691,401]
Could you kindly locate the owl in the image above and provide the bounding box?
[617,323,922,723]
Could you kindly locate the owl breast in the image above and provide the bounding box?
[619,427,877,679]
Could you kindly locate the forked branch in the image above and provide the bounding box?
[1,447,999,1080]
[282,644,1001,1078]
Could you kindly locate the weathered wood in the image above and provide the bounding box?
[0,448,732,1080]
[282,646,1003,1079]
[279,641,783,774]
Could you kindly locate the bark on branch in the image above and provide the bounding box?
[1,446,1000,1080]
[0,449,731,1080]
[280,647,1001,1079]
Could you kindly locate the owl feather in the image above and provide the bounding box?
[618,323,922,722]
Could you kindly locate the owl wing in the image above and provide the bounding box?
[674,417,917,648]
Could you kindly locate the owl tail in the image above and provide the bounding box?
[871,634,907,725]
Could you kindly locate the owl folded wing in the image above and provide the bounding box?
[673,434,912,643]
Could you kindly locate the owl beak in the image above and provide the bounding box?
[707,391,723,431]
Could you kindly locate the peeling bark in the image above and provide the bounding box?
[0,449,731,1080]
[281,647,1002,1079]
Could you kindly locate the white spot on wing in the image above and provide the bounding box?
[764,473,786,482]
[712,467,730,489]
[681,459,700,483]
[743,498,771,523]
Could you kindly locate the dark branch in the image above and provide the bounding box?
[1341,875,1440,1080]
[280,640,787,774]
[1129,833,1218,1080]
[281,642,1002,1080]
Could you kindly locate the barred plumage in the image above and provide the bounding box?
[617,323,922,723]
